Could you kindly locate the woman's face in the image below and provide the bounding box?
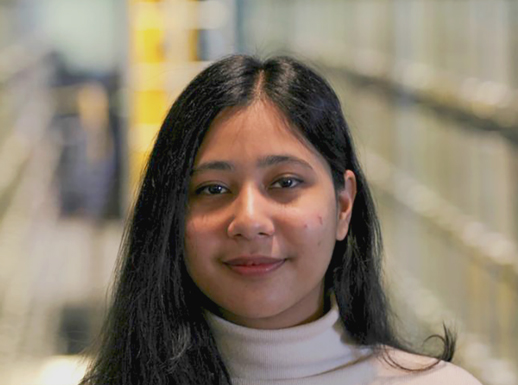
[185,101,356,329]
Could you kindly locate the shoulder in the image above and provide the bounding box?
[368,348,483,385]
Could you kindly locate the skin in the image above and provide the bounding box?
[185,100,356,330]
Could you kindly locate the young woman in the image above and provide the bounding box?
[81,55,482,384]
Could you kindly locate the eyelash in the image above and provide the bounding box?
[195,177,303,196]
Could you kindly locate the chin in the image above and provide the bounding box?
[235,306,284,320]
[217,298,296,327]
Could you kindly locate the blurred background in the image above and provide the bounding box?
[0,0,517,384]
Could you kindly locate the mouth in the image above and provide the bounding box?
[224,256,286,277]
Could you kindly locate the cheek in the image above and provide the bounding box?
[184,218,215,264]
[294,210,335,250]
[186,214,218,240]
[302,215,324,229]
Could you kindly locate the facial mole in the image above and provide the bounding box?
[318,215,323,225]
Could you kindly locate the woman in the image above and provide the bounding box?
[81,55,482,384]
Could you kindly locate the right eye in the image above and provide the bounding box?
[195,184,229,195]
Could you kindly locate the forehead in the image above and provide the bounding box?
[194,101,327,168]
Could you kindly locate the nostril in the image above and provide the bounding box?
[227,216,275,240]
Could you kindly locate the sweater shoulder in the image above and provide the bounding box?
[370,348,483,385]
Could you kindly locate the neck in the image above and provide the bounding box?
[205,291,370,381]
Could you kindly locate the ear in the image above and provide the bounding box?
[335,170,357,241]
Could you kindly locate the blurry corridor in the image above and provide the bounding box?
[1,0,517,384]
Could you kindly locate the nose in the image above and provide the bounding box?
[227,184,274,240]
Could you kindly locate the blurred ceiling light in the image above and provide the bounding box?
[36,355,88,385]
[480,81,509,107]
[404,62,432,90]
[461,77,479,100]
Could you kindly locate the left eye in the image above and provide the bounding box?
[194,177,302,196]
[195,184,229,195]
[271,177,303,189]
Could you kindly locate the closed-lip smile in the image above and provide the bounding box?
[224,256,286,276]
[225,256,284,266]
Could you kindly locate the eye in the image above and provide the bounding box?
[271,177,303,189]
[195,184,229,195]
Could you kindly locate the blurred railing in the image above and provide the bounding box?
[237,0,518,384]
[0,36,59,379]
[327,65,518,385]
[1,0,202,382]
[0,36,125,383]
[0,39,53,219]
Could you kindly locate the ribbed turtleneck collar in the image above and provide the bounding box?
[204,294,371,381]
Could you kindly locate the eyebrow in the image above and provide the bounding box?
[191,154,314,174]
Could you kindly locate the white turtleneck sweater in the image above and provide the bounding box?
[205,297,483,385]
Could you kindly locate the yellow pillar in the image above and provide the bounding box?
[127,0,199,191]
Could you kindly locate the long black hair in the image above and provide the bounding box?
[81,55,455,385]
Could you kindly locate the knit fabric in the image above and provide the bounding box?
[205,296,483,385]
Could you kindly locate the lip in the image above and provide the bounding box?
[224,256,286,277]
